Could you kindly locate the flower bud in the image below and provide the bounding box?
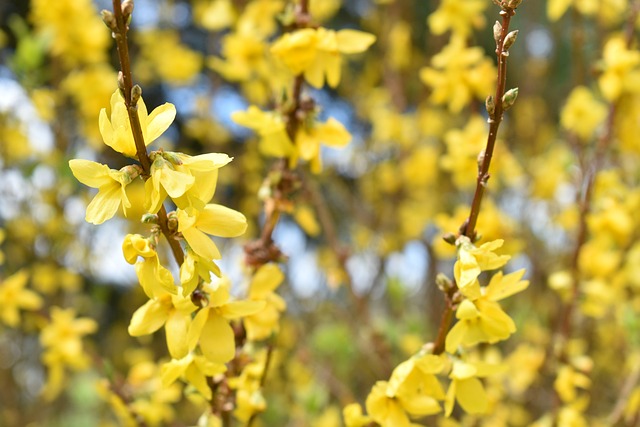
[485,95,495,116]
[502,87,519,110]
[503,30,519,51]
[117,71,125,93]
[508,0,523,8]
[493,21,502,45]
[121,0,134,17]
[141,214,158,224]
[101,10,116,30]
[131,84,142,106]
[442,232,457,245]
[162,151,183,166]
[436,273,454,292]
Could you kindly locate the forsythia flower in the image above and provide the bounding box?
[0,270,43,327]
[145,152,233,213]
[446,270,529,353]
[40,307,98,400]
[161,353,226,400]
[454,237,511,299]
[243,263,286,341]
[123,234,177,298]
[128,291,198,359]
[296,118,351,173]
[598,36,640,101]
[428,0,487,37]
[271,27,376,88]
[420,36,495,112]
[560,86,608,140]
[180,248,222,296]
[232,106,294,157]
[68,159,141,224]
[187,278,265,364]
[176,204,247,261]
[444,360,492,416]
[100,89,176,157]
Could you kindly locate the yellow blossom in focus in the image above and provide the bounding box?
[0,270,42,327]
[128,291,198,359]
[122,234,177,298]
[177,204,247,261]
[99,90,176,158]
[180,248,222,296]
[428,0,487,37]
[187,278,265,364]
[69,159,140,225]
[444,360,491,416]
[420,36,495,113]
[454,237,511,299]
[561,86,608,140]
[40,307,98,400]
[271,27,376,88]
[446,270,528,352]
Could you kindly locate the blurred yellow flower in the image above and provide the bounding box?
[0,270,42,327]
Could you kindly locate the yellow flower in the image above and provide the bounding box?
[161,353,226,400]
[445,270,529,353]
[343,403,373,427]
[187,278,265,363]
[243,263,286,341]
[271,27,376,88]
[598,36,640,101]
[0,270,43,327]
[231,106,294,157]
[99,89,176,158]
[365,381,413,427]
[387,355,446,417]
[177,204,247,261]
[444,360,490,416]
[454,237,511,299]
[40,307,98,400]
[420,36,495,113]
[554,364,591,403]
[145,151,233,213]
[68,159,140,224]
[427,0,487,37]
[296,117,351,173]
[180,248,221,296]
[561,86,608,140]
[122,234,177,298]
[128,292,198,359]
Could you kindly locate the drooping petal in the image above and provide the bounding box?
[336,29,376,54]
[128,299,171,336]
[165,310,190,359]
[199,313,235,363]
[220,300,266,320]
[197,204,247,237]
[85,183,121,224]
[182,228,222,260]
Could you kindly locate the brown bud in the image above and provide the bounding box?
[503,30,519,51]
[131,84,142,106]
[101,10,116,30]
[121,0,134,17]
[442,232,457,245]
[117,71,125,92]
[485,95,495,116]
[493,21,502,45]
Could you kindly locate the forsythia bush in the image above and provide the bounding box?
[1,0,640,426]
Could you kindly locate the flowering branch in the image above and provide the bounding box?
[107,0,184,266]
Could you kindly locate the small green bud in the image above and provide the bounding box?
[162,151,183,166]
[503,30,519,51]
[485,95,495,116]
[502,87,519,110]
[141,213,158,224]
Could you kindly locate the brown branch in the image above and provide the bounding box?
[111,0,184,266]
[463,8,516,239]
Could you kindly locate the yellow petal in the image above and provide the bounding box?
[85,183,121,225]
[69,159,110,188]
[161,355,191,387]
[182,227,222,260]
[98,108,113,147]
[128,299,171,336]
[455,377,488,414]
[197,204,247,237]
[199,313,235,363]
[187,307,210,351]
[220,300,266,319]
[250,264,284,298]
[165,310,190,359]
[336,29,376,54]
[146,103,177,144]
